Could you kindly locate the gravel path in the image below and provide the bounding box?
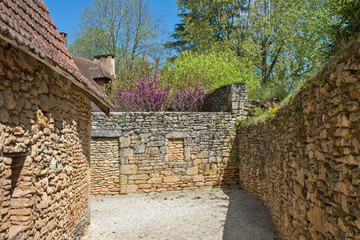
[82,188,280,240]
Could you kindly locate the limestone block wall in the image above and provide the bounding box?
[91,112,242,195]
[0,40,91,239]
[202,83,247,115]
[237,39,360,239]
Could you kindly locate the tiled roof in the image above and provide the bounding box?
[72,55,113,81]
[0,0,111,113]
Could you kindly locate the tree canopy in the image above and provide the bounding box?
[326,0,360,56]
[69,0,166,77]
[166,0,336,99]
[70,0,360,102]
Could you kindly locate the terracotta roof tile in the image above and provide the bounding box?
[72,55,113,81]
[0,0,112,113]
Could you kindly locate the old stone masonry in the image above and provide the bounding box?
[89,39,360,240]
[90,83,248,195]
[0,0,359,238]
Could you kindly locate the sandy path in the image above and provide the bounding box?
[82,188,280,240]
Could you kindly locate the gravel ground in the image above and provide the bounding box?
[82,188,280,240]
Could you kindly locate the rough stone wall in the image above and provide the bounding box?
[237,39,360,239]
[0,40,91,239]
[90,138,120,195]
[202,83,247,116]
[91,112,241,195]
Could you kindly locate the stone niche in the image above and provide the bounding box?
[168,138,184,162]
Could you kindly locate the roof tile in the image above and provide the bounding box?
[0,0,111,111]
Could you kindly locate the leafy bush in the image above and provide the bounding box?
[161,48,259,97]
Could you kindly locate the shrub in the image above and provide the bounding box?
[112,74,209,112]
[161,48,259,96]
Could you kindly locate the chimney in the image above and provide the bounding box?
[59,32,68,47]
[93,54,116,77]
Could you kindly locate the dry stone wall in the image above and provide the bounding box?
[90,138,120,195]
[91,112,242,195]
[237,39,360,239]
[0,40,91,239]
[202,83,247,115]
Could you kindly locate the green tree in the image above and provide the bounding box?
[168,0,334,99]
[326,0,360,57]
[161,46,259,96]
[69,0,165,80]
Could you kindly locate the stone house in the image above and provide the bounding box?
[0,0,110,239]
[71,52,116,112]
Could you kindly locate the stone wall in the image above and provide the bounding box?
[237,39,360,239]
[90,138,120,195]
[0,40,91,239]
[91,112,242,195]
[202,83,247,115]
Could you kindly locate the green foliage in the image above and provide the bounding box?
[326,0,360,57]
[168,0,335,100]
[109,56,160,93]
[236,104,279,127]
[161,47,259,96]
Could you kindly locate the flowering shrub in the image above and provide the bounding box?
[112,75,209,112]
[169,83,208,112]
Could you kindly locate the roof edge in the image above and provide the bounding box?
[94,54,115,59]
[0,34,111,116]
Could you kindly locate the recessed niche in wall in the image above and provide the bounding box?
[9,156,28,239]
[168,138,184,162]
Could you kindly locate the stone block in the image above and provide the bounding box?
[147,177,162,184]
[195,182,205,187]
[149,141,164,147]
[39,94,50,111]
[120,165,138,175]
[163,176,179,183]
[186,166,198,175]
[296,168,305,186]
[128,174,149,180]
[9,208,31,216]
[199,151,209,159]
[119,137,131,148]
[124,185,138,193]
[122,148,134,157]
[120,184,139,194]
[354,220,360,230]
[308,205,326,234]
[139,184,152,189]
[0,109,10,123]
[147,147,160,155]
[165,132,187,138]
[209,164,218,175]
[4,87,16,110]
[193,175,205,182]
[199,164,210,175]
[181,176,192,182]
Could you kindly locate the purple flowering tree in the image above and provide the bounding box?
[112,75,209,112]
[169,82,208,112]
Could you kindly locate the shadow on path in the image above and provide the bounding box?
[220,132,280,240]
[221,188,280,240]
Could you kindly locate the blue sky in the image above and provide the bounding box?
[43,0,180,43]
